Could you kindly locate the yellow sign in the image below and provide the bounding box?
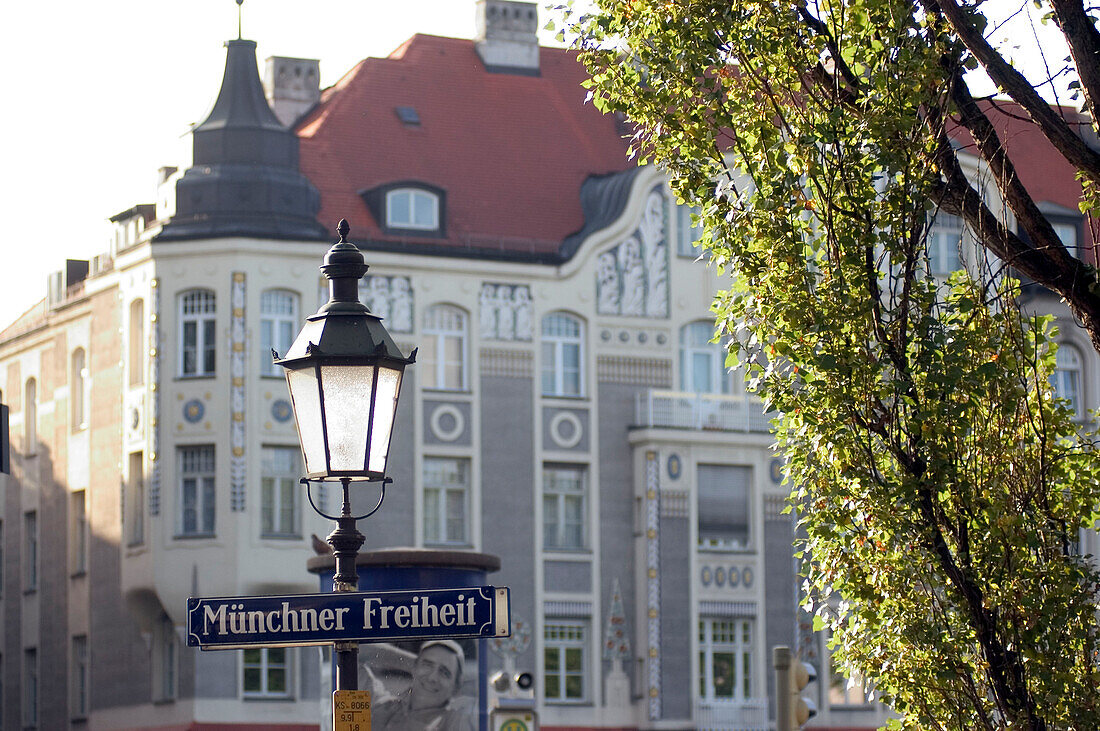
[500,720,529,731]
[333,689,371,731]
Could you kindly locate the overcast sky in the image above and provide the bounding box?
[0,1,1072,329]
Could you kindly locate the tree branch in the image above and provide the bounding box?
[1050,0,1100,120]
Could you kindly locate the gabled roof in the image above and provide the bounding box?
[295,34,634,256]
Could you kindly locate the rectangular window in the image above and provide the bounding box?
[24,648,37,728]
[544,622,587,702]
[178,446,215,536]
[129,299,145,386]
[543,464,587,550]
[928,212,962,275]
[71,635,88,718]
[698,618,754,702]
[128,452,145,546]
[828,648,870,706]
[262,447,300,537]
[697,465,751,549]
[24,512,36,592]
[71,490,87,575]
[423,457,469,545]
[242,647,291,698]
[677,204,705,257]
[179,290,216,377]
[260,291,299,377]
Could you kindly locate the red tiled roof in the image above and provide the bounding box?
[949,100,1093,243]
[295,35,634,254]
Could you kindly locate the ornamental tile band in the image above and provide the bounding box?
[645,450,661,720]
[229,272,247,512]
[149,279,161,516]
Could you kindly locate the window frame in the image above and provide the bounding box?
[541,313,585,398]
[1053,342,1085,420]
[542,464,588,551]
[24,511,37,593]
[178,289,217,377]
[676,204,705,257]
[154,616,177,702]
[421,304,468,391]
[242,647,293,699]
[261,446,301,538]
[543,621,588,703]
[71,635,88,719]
[177,445,216,537]
[260,289,300,378]
[71,490,87,576]
[128,452,145,546]
[927,211,963,276]
[698,617,754,703]
[24,377,36,456]
[129,299,145,386]
[696,464,752,551]
[385,187,441,231]
[71,348,88,431]
[680,321,734,395]
[23,647,37,728]
[422,456,470,546]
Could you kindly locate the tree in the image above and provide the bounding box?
[560,1,1100,728]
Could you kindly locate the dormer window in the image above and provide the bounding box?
[386,188,439,231]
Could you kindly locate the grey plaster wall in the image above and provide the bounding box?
[763,512,797,716]
[544,560,591,593]
[479,375,537,673]
[361,370,416,550]
[195,649,238,698]
[299,645,320,698]
[596,383,640,691]
[659,514,691,720]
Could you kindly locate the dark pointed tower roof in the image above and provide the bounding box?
[157,39,327,241]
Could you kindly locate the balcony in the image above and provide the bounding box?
[635,390,772,433]
[694,698,769,731]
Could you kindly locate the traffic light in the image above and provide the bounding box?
[774,645,817,731]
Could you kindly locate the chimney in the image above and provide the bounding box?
[475,0,540,76]
[263,56,321,128]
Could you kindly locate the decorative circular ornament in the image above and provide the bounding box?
[429,404,465,442]
[618,330,630,342]
[715,567,726,587]
[701,566,712,586]
[183,399,204,423]
[770,457,784,484]
[727,566,740,588]
[656,333,667,345]
[548,411,583,449]
[637,332,647,343]
[601,330,612,342]
[666,454,682,481]
[130,408,141,431]
[271,399,293,423]
[742,567,754,588]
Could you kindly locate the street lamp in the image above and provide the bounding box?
[274,219,415,690]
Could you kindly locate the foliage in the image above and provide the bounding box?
[559,0,1100,728]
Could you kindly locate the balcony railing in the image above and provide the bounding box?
[635,390,772,433]
[694,697,770,731]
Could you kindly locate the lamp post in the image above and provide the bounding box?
[274,219,415,691]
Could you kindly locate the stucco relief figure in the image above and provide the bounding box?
[370,640,476,731]
[596,250,621,315]
[495,285,515,340]
[368,277,391,322]
[479,284,497,339]
[618,236,645,316]
[645,239,668,317]
[513,286,533,340]
[390,277,413,332]
[637,189,665,251]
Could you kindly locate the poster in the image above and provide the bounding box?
[361,638,479,731]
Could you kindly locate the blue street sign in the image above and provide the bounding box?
[187,586,510,649]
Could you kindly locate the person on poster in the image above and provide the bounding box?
[373,640,476,731]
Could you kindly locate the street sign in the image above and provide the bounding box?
[187,586,510,649]
[334,689,371,731]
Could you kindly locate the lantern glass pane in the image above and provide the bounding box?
[319,364,376,473]
[368,367,402,474]
[286,367,325,475]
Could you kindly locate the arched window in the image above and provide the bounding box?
[129,299,145,386]
[422,305,467,390]
[1053,343,1084,419]
[178,290,216,377]
[541,313,584,397]
[71,348,88,431]
[260,290,299,377]
[385,188,439,231]
[681,321,733,394]
[24,378,36,455]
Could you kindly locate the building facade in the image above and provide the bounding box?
[0,2,1092,730]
